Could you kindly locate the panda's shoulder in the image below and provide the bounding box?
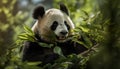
[23,41,43,52]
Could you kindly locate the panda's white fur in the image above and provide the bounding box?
[32,8,75,42]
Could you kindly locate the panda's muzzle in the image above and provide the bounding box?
[56,31,68,40]
[60,31,68,36]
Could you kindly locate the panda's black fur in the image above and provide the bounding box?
[22,4,87,65]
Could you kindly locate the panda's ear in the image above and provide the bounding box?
[33,5,45,19]
[60,3,69,16]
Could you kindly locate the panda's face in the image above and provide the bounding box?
[32,4,75,42]
[50,15,70,40]
[43,9,74,42]
[50,17,70,40]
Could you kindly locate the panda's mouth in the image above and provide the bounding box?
[56,35,67,40]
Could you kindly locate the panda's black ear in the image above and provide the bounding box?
[33,5,45,19]
[60,3,69,16]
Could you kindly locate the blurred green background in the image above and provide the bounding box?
[0,0,120,69]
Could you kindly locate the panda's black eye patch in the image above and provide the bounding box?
[51,21,58,31]
[64,21,70,30]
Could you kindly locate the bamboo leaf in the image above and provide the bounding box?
[38,43,54,48]
[23,25,34,35]
[18,35,28,40]
[81,33,92,48]
[18,33,35,42]
[53,46,64,57]
[27,62,42,65]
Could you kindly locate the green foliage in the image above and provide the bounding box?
[0,0,33,68]
[87,0,120,69]
[18,25,36,42]
[36,54,90,69]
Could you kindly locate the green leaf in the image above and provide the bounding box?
[18,35,28,40]
[38,42,54,48]
[74,40,88,49]
[81,33,92,48]
[27,62,42,65]
[18,25,36,42]
[18,33,35,42]
[23,25,34,35]
[53,46,64,57]
[61,62,72,69]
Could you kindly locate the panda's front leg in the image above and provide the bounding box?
[22,41,59,64]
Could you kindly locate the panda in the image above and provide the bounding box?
[22,4,87,65]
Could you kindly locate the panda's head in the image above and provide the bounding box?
[32,4,75,42]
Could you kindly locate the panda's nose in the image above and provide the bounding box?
[60,30,68,35]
